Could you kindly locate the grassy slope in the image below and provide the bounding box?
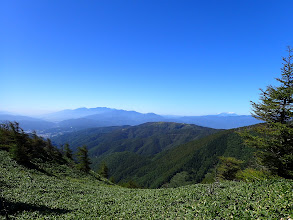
[1,150,292,219]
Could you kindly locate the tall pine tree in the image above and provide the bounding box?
[8,122,30,164]
[76,145,91,173]
[242,47,293,178]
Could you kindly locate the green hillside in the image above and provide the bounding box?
[52,122,218,156]
[52,123,256,188]
[1,150,292,219]
[106,129,255,188]
[52,122,219,184]
[51,125,130,150]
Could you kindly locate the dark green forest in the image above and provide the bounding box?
[94,128,254,188]
[52,122,218,155]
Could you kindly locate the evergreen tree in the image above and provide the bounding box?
[99,162,109,179]
[10,143,28,164]
[64,143,73,160]
[0,123,10,150]
[242,47,293,178]
[76,145,91,173]
[8,122,30,164]
[217,156,243,180]
[45,138,55,157]
[30,130,45,159]
[1,122,65,165]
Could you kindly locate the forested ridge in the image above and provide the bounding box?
[94,128,255,188]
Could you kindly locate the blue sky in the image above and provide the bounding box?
[1,0,293,116]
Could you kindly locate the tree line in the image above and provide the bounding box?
[0,122,92,174]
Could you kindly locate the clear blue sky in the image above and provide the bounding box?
[1,0,293,116]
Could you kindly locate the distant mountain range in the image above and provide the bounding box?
[171,114,259,129]
[39,107,116,122]
[0,114,56,131]
[0,107,261,132]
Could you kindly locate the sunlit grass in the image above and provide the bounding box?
[1,150,292,219]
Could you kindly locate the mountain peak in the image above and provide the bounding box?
[216,112,238,117]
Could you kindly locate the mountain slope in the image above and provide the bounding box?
[132,129,254,188]
[51,125,130,148]
[52,123,256,188]
[52,122,220,186]
[52,122,218,156]
[1,149,291,219]
[90,128,255,188]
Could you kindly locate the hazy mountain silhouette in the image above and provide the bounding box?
[39,107,114,122]
[168,114,260,129]
[0,107,261,131]
[0,114,56,131]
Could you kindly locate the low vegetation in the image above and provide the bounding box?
[1,150,292,219]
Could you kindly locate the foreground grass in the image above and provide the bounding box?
[0,151,292,219]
